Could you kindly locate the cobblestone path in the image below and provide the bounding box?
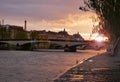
[54,67,120,82]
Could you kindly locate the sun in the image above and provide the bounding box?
[90,33,108,42]
[95,36,104,42]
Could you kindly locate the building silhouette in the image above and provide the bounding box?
[0,24,25,39]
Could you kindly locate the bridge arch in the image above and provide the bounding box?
[64,44,88,52]
[0,42,9,50]
[0,40,37,50]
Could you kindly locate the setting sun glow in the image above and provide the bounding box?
[95,36,104,42]
[91,33,108,42]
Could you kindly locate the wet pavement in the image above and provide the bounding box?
[54,67,120,82]
[54,53,120,82]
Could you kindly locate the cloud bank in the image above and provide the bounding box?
[0,0,96,39]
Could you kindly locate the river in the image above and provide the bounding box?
[0,50,105,82]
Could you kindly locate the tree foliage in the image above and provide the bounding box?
[0,26,10,39]
[14,31,28,39]
[30,31,39,40]
[80,0,120,41]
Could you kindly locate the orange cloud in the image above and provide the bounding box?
[39,12,96,35]
[2,12,96,40]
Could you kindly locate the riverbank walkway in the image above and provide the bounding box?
[54,52,120,82]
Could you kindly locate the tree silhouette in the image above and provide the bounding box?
[0,26,10,40]
[30,31,39,40]
[14,31,28,40]
[80,0,120,41]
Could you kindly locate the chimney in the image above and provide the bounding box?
[2,19,4,25]
[24,20,27,30]
[0,20,1,26]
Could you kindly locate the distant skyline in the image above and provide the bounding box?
[0,0,96,40]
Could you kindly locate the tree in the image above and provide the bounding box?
[14,31,28,39]
[0,26,10,40]
[30,31,39,40]
[80,0,120,41]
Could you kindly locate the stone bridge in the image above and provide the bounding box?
[0,40,88,52]
[0,40,35,45]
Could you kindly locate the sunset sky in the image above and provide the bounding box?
[0,0,96,40]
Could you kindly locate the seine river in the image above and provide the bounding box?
[0,50,105,82]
